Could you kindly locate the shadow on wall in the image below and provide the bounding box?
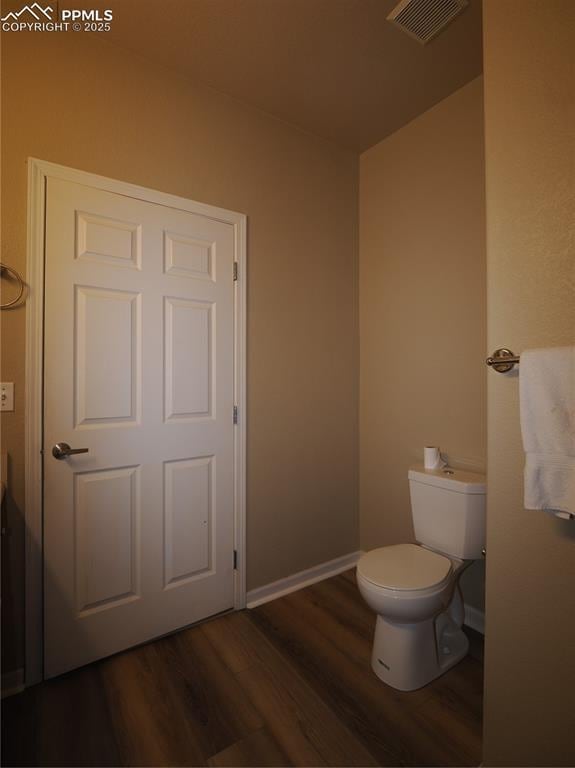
[1,486,26,678]
[556,515,575,542]
[459,558,485,614]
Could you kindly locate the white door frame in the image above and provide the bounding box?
[24,158,247,686]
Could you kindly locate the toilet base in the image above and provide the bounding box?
[370,612,469,691]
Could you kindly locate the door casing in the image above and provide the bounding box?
[24,158,247,686]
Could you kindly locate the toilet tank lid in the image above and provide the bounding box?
[408,466,486,494]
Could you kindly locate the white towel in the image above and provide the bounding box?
[520,346,575,520]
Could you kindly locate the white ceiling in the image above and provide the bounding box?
[82,0,483,151]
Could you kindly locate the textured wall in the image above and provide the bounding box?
[359,77,487,609]
[0,31,359,673]
[482,1,575,764]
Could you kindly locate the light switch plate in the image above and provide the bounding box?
[0,383,14,412]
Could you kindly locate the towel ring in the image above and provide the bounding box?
[0,263,26,309]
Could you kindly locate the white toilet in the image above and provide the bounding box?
[357,465,486,691]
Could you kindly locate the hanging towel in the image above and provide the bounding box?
[520,346,575,520]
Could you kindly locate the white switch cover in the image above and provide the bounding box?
[0,383,14,412]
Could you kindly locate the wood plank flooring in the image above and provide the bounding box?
[2,570,483,767]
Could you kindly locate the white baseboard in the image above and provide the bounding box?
[1,667,25,699]
[464,604,485,635]
[247,551,362,609]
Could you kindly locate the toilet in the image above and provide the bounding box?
[357,465,486,692]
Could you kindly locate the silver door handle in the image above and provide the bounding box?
[52,442,89,460]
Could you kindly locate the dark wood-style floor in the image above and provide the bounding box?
[2,570,483,767]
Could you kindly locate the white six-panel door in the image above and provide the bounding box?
[43,177,237,678]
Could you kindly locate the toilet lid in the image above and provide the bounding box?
[357,544,452,591]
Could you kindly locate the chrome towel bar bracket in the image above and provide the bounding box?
[486,348,520,373]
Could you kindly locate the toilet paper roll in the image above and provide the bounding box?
[424,446,443,470]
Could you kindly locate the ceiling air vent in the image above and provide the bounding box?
[387,0,469,45]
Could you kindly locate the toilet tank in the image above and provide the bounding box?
[408,466,486,559]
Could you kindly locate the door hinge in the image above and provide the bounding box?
[233,262,238,281]
[233,550,238,570]
[233,405,238,424]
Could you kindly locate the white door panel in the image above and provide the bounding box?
[43,178,236,678]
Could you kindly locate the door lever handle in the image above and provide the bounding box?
[52,442,89,460]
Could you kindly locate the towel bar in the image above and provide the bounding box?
[486,348,520,373]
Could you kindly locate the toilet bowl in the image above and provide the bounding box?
[357,544,455,623]
[357,466,486,691]
[357,543,469,691]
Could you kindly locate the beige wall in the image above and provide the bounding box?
[482,2,575,765]
[359,77,487,608]
[0,32,359,673]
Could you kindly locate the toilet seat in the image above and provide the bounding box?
[357,544,452,593]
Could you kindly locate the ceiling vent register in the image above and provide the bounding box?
[387,0,469,45]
